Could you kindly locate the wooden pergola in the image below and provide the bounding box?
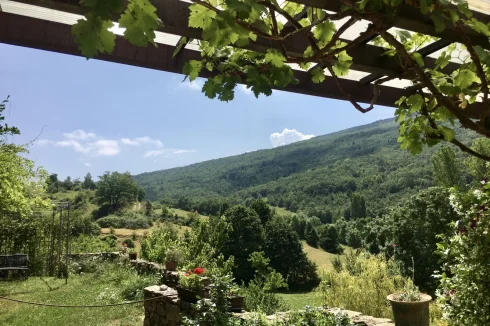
[0,0,489,117]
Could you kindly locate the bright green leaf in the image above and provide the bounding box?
[454,69,480,89]
[310,67,326,83]
[189,3,217,29]
[411,52,425,67]
[118,0,161,47]
[72,14,115,59]
[264,49,286,68]
[183,60,202,81]
[313,21,336,43]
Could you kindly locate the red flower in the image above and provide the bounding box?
[185,273,190,277]
[193,267,205,275]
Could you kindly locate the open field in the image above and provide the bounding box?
[0,276,144,326]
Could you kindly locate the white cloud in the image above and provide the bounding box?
[55,139,119,156]
[63,129,96,140]
[173,149,196,154]
[143,148,195,158]
[55,139,91,154]
[121,136,163,147]
[144,150,167,158]
[36,139,54,146]
[84,162,92,167]
[270,128,315,147]
[239,85,253,95]
[92,140,120,156]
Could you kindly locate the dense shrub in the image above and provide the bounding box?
[71,235,117,253]
[436,186,490,325]
[96,214,151,229]
[317,252,409,319]
[140,225,178,263]
[122,238,135,248]
[71,216,101,236]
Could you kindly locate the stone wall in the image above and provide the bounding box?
[143,285,395,326]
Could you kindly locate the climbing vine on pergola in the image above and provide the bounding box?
[72,0,490,159]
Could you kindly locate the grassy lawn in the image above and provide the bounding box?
[0,275,144,326]
[302,242,347,271]
[277,291,320,310]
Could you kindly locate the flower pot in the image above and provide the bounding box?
[176,286,210,303]
[165,261,177,271]
[200,277,211,287]
[228,295,245,312]
[387,293,432,326]
[128,252,137,260]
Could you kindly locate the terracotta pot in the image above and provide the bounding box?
[129,252,137,260]
[176,286,210,303]
[387,293,432,326]
[228,295,245,312]
[165,261,177,271]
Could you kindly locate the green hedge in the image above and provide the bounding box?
[97,214,151,229]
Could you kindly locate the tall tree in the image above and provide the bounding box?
[350,193,366,219]
[0,96,49,216]
[222,205,265,283]
[82,172,96,190]
[431,146,463,188]
[145,200,153,217]
[304,221,319,248]
[264,217,319,289]
[318,224,342,254]
[250,198,273,225]
[467,138,490,182]
[63,176,73,191]
[95,171,144,210]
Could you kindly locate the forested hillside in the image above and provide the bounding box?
[134,118,476,219]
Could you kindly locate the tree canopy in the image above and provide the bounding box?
[95,171,145,210]
[0,96,49,217]
[71,0,490,160]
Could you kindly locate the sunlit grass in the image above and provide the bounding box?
[0,273,144,326]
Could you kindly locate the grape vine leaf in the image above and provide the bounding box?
[189,3,217,29]
[183,60,202,81]
[454,69,480,89]
[411,52,425,67]
[118,0,161,47]
[72,13,115,59]
[264,49,286,68]
[80,0,123,19]
[313,21,336,43]
[310,67,326,83]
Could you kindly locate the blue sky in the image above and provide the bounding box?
[1,43,395,180]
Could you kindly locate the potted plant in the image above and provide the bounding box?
[228,286,245,312]
[128,248,137,260]
[387,281,431,326]
[176,267,210,303]
[165,248,181,271]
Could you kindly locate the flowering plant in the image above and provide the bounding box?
[179,267,206,291]
[436,183,490,324]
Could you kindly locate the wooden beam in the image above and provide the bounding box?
[8,0,458,77]
[0,11,409,109]
[290,0,490,50]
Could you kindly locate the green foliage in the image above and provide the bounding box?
[349,193,366,220]
[222,205,265,283]
[118,0,161,47]
[82,173,97,190]
[95,171,145,211]
[70,235,117,253]
[244,252,288,315]
[96,214,151,229]
[286,307,352,326]
[250,198,273,225]
[140,224,178,263]
[317,252,409,319]
[436,185,490,325]
[0,96,49,217]
[304,221,319,248]
[178,271,206,291]
[466,138,490,182]
[387,187,459,292]
[72,13,115,58]
[264,217,319,290]
[431,146,464,188]
[122,238,135,248]
[317,224,342,254]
